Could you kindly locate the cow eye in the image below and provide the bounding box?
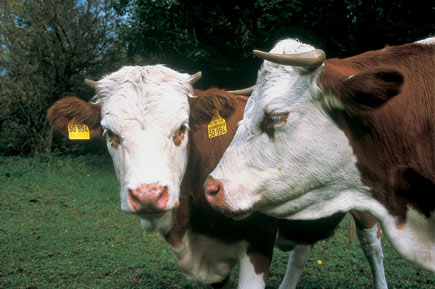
[260,112,290,139]
[173,122,189,146]
[104,129,121,148]
[267,113,289,125]
[179,123,189,132]
[266,112,290,126]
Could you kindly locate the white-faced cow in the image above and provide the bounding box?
[205,37,435,272]
[47,65,388,288]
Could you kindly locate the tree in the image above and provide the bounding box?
[0,0,125,155]
[118,0,433,89]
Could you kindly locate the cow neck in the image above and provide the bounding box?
[319,47,435,223]
[166,90,278,246]
[164,89,244,247]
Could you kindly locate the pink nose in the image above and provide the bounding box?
[128,184,169,213]
[204,176,225,208]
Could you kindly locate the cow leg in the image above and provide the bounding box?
[237,249,272,289]
[278,244,312,289]
[351,211,388,289]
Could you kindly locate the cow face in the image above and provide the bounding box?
[205,39,402,220]
[48,65,199,230]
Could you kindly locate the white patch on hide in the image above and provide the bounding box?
[171,230,246,284]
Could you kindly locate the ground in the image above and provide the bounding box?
[1,155,434,288]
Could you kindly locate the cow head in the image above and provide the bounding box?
[48,65,201,232]
[205,39,403,220]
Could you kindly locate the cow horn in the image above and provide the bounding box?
[85,79,97,89]
[189,71,202,85]
[229,85,255,95]
[253,49,326,68]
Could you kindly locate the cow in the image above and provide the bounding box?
[47,65,388,288]
[204,37,435,272]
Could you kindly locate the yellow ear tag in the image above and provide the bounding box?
[68,123,90,140]
[208,111,227,139]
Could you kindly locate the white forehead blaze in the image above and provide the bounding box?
[93,65,193,221]
[97,65,191,135]
[236,39,320,141]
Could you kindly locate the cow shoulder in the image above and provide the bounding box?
[47,96,102,138]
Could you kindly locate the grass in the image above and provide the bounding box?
[1,155,434,288]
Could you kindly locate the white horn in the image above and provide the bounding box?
[85,79,97,89]
[189,71,202,85]
[229,85,255,96]
[253,49,326,68]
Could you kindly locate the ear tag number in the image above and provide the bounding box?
[208,111,227,139]
[68,123,90,140]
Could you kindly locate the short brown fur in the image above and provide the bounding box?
[46,96,102,138]
[318,42,435,222]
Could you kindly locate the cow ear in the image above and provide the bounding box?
[47,96,102,138]
[340,69,404,111]
[189,88,237,124]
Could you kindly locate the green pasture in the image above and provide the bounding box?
[1,155,433,288]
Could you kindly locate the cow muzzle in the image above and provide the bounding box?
[205,176,254,219]
[204,176,225,208]
[128,183,169,214]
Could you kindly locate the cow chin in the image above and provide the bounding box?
[140,210,173,234]
[208,200,254,220]
[226,209,253,220]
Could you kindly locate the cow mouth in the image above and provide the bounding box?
[127,185,171,215]
[128,202,172,216]
[213,206,253,220]
[136,210,167,218]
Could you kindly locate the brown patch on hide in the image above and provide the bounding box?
[350,210,378,230]
[317,41,435,223]
[47,96,102,138]
[165,88,278,284]
[247,252,272,282]
[189,88,248,124]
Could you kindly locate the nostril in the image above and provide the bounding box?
[160,185,169,195]
[128,188,139,200]
[206,183,220,196]
[128,184,169,213]
[205,177,222,197]
[128,188,142,212]
[205,177,225,207]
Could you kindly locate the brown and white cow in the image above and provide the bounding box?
[205,37,435,272]
[47,65,388,288]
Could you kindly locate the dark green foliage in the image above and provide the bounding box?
[119,0,434,89]
[0,0,124,156]
[1,0,433,155]
[1,155,434,288]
